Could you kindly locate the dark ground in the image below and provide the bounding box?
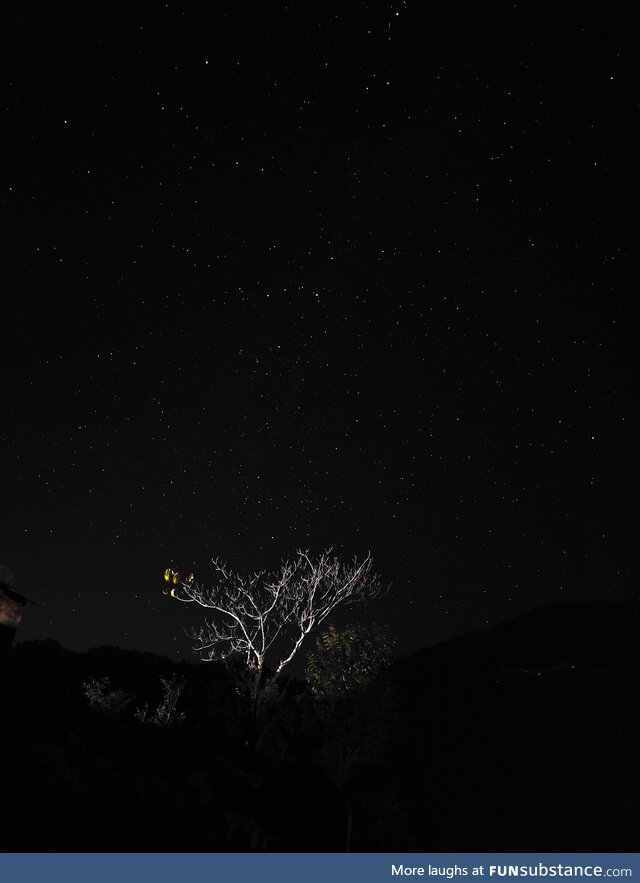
[1,599,638,851]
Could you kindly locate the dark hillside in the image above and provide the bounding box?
[1,600,638,850]
[389,600,640,850]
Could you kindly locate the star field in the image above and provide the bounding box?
[1,2,636,659]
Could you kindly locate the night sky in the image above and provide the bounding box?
[2,2,636,662]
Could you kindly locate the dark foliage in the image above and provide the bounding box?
[0,599,639,851]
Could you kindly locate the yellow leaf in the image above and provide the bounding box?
[172,572,180,584]
[164,568,172,582]
[187,573,195,583]
[170,587,177,598]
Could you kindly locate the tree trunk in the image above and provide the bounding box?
[345,794,353,852]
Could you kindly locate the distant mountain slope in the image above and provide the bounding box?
[396,598,640,677]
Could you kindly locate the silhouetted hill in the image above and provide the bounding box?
[1,598,638,851]
[387,599,640,851]
[397,598,640,675]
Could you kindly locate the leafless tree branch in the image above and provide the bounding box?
[165,549,384,705]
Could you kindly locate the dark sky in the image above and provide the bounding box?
[2,2,636,662]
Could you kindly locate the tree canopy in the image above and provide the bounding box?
[164,549,384,706]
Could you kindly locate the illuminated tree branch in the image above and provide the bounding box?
[164,549,384,707]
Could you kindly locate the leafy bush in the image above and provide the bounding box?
[306,623,394,701]
[82,676,132,714]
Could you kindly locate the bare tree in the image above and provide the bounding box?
[135,674,186,727]
[164,549,384,710]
